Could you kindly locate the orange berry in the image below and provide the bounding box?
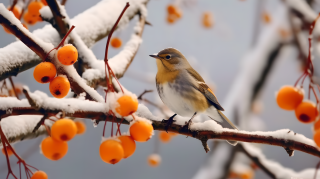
[31,171,48,179]
[167,14,177,24]
[115,95,139,116]
[262,11,271,24]
[129,119,153,142]
[57,45,78,65]
[276,86,304,110]
[1,146,14,157]
[167,4,176,14]
[167,4,182,18]
[75,121,86,135]
[295,101,318,123]
[33,62,57,83]
[49,76,70,98]
[111,38,122,48]
[202,12,214,28]
[23,12,38,25]
[99,139,124,164]
[147,154,161,167]
[118,135,136,158]
[41,136,68,160]
[159,131,171,143]
[240,170,254,179]
[28,1,44,17]
[41,0,48,6]
[51,119,77,142]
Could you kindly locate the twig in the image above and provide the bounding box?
[61,0,67,6]
[137,89,153,100]
[8,77,19,99]
[1,105,320,158]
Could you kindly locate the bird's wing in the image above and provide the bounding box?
[187,68,224,111]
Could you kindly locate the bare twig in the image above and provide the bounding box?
[238,144,276,179]
[137,89,153,100]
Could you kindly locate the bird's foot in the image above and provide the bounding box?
[180,119,193,132]
[161,114,177,132]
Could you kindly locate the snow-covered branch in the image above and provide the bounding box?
[0,0,148,81]
[239,143,320,178]
[1,91,320,159]
[0,5,104,102]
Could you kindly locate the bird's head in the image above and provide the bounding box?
[149,48,190,71]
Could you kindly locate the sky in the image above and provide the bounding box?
[0,0,319,179]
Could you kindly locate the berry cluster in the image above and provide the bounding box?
[2,0,49,34]
[275,14,320,148]
[33,44,78,98]
[40,119,86,161]
[166,4,182,24]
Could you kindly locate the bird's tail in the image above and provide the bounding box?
[206,108,238,146]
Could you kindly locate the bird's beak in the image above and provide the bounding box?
[149,54,160,59]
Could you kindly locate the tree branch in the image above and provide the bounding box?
[0,0,148,81]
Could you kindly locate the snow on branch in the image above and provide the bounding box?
[0,6,104,102]
[240,143,320,178]
[0,0,148,81]
[1,91,320,159]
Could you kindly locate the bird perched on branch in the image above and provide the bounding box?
[150,48,238,146]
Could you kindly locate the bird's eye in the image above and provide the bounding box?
[165,55,171,59]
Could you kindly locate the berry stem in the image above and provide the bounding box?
[0,125,17,179]
[314,160,320,179]
[8,77,19,99]
[311,85,320,104]
[103,3,129,95]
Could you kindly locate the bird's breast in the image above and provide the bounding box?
[156,80,209,117]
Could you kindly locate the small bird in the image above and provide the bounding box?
[150,48,238,146]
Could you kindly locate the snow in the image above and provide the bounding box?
[242,143,320,178]
[0,0,148,80]
[1,115,47,144]
[39,6,53,20]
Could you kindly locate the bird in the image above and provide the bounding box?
[149,47,238,146]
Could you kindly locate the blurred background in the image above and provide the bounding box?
[0,0,319,178]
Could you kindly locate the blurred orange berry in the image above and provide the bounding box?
[148,154,161,167]
[28,1,44,17]
[159,131,171,143]
[1,146,14,157]
[262,11,271,24]
[99,139,124,164]
[75,121,86,135]
[31,171,48,179]
[202,12,214,28]
[111,37,122,48]
[276,86,304,110]
[295,101,318,123]
[23,12,38,25]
